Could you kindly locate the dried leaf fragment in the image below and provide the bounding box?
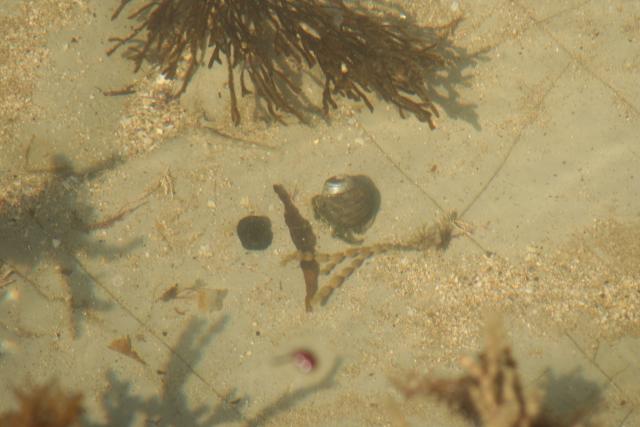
[108,335,146,365]
[158,283,179,302]
[196,288,228,312]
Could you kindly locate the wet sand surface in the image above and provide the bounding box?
[1,0,639,425]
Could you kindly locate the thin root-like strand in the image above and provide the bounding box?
[81,200,147,232]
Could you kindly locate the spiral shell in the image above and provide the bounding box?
[312,174,380,244]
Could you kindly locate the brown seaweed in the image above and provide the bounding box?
[0,382,83,427]
[273,184,318,312]
[393,318,595,427]
[108,0,459,127]
[282,211,460,307]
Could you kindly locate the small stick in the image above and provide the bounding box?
[0,268,15,289]
[81,178,162,232]
[81,200,147,231]
[56,266,78,339]
[100,84,137,96]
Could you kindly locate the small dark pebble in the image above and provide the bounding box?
[237,215,273,250]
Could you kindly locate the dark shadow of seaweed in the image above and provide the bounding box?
[427,43,489,131]
[84,316,245,427]
[347,9,486,130]
[82,315,342,426]
[0,149,143,337]
[149,316,240,427]
[538,368,603,424]
[245,357,343,426]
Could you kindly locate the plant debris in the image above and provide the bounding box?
[282,211,461,307]
[0,382,83,427]
[195,288,228,312]
[156,281,228,312]
[393,318,595,427]
[109,0,459,127]
[108,335,146,365]
[157,283,179,302]
[273,184,319,312]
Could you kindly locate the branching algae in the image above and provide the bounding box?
[109,0,459,127]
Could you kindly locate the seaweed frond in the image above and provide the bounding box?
[274,184,319,312]
[393,318,596,427]
[109,0,459,127]
[0,382,83,427]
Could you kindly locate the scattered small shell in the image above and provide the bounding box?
[312,174,380,244]
[292,349,318,374]
[272,348,319,374]
[240,196,251,209]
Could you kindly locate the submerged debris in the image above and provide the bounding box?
[108,335,146,365]
[312,174,380,244]
[156,281,227,313]
[273,184,319,312]
[393,318,595,427]
[283,211,460,307]
[195,288,228,313]
[273,348,319,374]
[0,382,83,427]
[109,0,459,126]
[236,215,273,250]
[157,283,179,302]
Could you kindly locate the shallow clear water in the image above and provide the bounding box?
[1,1,639,426]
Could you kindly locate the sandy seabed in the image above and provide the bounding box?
[1,0,639,426]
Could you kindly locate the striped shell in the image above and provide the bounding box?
[312,175,380,244]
